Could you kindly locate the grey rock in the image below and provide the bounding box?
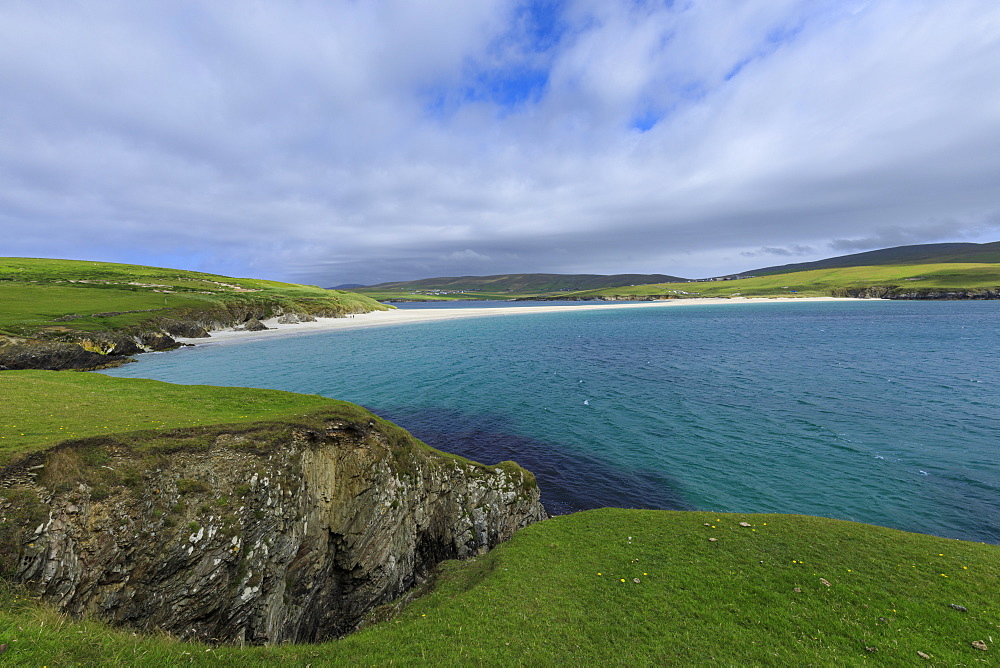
[238,318,269,331]
[2,415,545,645]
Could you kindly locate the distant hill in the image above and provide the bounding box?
[331,283,367,289]
[362,273,688,294]
[0,258,388,369]
[743,241,1000,277]
[355,242,1000,301]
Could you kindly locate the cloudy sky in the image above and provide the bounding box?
[2,1,999,285]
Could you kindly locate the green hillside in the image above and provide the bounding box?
[355,242,1000,302]
[1,507,996,665]
[743,241,1000,277]
[357,272,688,300]
[0,257,387,338]
[564,262,1000,299]
[0,371,353,467]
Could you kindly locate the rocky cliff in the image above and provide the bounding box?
[0,302,373,371]
[0,411,545,644]
[831,286,1000,299]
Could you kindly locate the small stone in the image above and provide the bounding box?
[865,646,877,653]
[739,522,752,527]
[633,578,640,583]
[949,604,968,612]
[819,578,831,587]
[704,523,711,526]
[708,537,717,542]
[878,617,888,623]
[972,640,988,651]
[793,587,801,593]
[917,651,931,659]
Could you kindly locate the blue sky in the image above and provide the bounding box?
[2,0,999,285]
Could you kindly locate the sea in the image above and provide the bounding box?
[99,300,1000,544]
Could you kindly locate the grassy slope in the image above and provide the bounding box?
[362,272,688,291]
[0,372,486,472]
[745,241,1000,277]
[0,370,353,467]
[356,263,1000,302]
[0,374,998,664]
[356,289,531,301]
[566,263,1000,299]
[0,257,388,336]
[0,509,997,665]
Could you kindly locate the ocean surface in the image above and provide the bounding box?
[100,300,1000,544]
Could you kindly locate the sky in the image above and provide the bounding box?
[2,0,999,286]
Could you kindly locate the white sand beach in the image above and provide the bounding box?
[175,297,862,347]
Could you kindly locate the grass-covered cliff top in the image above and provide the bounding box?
[0,370,338,466]
[1,507,997,665]
[1,373,998,664]
[0,257,388,337]
[0,371,491,471]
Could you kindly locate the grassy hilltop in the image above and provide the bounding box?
[0,257,387,338]
[0,258,389,370]
[0,372,998,665]
[358,262,1000,301]
[355,242,1000,302]
[356,272,688,301]
[569,262,1000,300]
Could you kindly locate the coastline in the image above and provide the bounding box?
[176,296,865,346]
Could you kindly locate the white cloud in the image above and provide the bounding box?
[1,0,999,284]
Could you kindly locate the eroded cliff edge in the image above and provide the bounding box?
[0,411,546,644]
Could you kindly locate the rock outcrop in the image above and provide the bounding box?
[831,286,1000,299]
[0,338,133,371]
[0,412,545,644]
[235,317,269,331]
[4,296,387,371]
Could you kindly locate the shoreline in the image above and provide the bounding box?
[176,296,865,346]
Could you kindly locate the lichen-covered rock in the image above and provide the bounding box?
[235,318,269,331]
[136,331,180,352]
[154,318,211,338]
[0,339,132,371]
[0,414,545,644]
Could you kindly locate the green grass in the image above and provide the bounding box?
[0,509,996,665]
[358,272,686,296]
[356,288,545,301]
[1,374,997,664]
[567,263,1000,300]
[0,370,350,467]
[356,263,1000,302]
[0,257,388,337]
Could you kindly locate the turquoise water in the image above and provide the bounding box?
[100,300,1000,543]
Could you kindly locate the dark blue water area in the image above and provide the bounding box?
[100,300,1000,543]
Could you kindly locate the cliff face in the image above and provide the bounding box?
[831,286,1000,299]
[0,415,545,644]
[2,301,383,371]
